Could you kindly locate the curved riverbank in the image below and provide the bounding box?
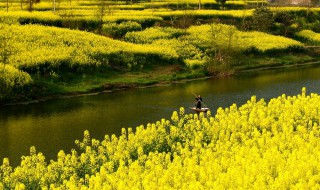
[2,63,320,167]
[1,57,320,107]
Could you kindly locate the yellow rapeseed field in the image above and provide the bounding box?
[1,88,320,189]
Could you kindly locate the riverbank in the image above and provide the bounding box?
[1,53,319,107]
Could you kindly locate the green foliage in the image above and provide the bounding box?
[295,30,320,45]
[216,0,227,9]
[197,24,238,74]
[124,23,303,73]
[224,1,247,10]
[251,7,274,32]
[102,21,142,39]
[124,27,187,44]
[0,24,16,65]
[152,39,202,60]
[0,11,63,27]
[0,64,32,99]
[187,24,303,54]
[273,11,296,37]
[105,16,163,28]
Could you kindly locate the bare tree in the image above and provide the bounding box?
[205,24,238,74]
[27,0,40,11]
[96,0,110,35]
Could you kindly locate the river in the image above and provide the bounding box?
[1,65,320,166]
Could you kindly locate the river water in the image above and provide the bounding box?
[1,65,320,166]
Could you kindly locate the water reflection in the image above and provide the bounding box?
[1,65,320,166]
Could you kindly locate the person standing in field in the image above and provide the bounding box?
[196,95,202,109]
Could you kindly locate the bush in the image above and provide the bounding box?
[0,64,32,99]
[224,1,247,10]
[295,30,320,45]
[61,17,100,31]
[102,21,142,39]
[105,16,163,28]
[250,7,274,32]
[124,27,187,44]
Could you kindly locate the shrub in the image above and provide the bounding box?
[0,64,32,99]
[125,27,187,44]
[102,21,142,39]
[295,30,320,45]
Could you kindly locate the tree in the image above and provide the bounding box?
[251,7,274,32]
[205,24,238,75]
[27,0,40,11]
[96,0,110,35]
[273,11,296,37]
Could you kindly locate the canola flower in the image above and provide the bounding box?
[0,22,306,91]
[128,24,304,54]
[187,24,304,53]
[270,7,320,12]
[1,88,320,189]
[125,24,304,68]
[0,63,32,92]
[296,30,320,43]
[0,24,178,74]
